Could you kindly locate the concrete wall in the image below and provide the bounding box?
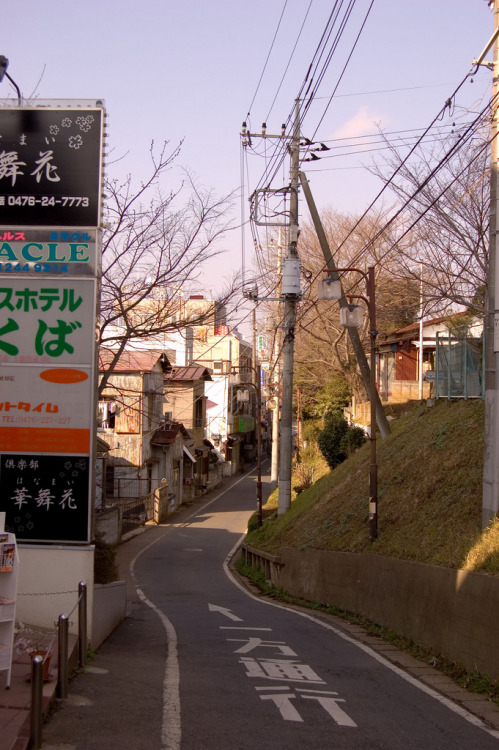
[207,465,222,490]
[95,507,122,546]
[167,384,195,430]
[92,581,126,649]
[354,382,432,424]
[154,485,177,523]
[255,547,499,681]
[17,546,94,638]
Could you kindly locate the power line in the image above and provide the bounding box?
[246,0,289,119]
[314,81,463,99]
[266,0,314,122]
[314,72,479,263]
[253,0,374,193]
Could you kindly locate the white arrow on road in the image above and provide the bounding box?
[208,603,243,621]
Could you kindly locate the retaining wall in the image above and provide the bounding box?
[242,545,499,680]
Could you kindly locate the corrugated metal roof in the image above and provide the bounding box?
[150,422,188,447]
[386,311,468,338]
[99,348,171,372]
[165,365,213,382]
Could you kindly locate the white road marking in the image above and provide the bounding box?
[301,693,358,727]
[131,543,181,750]
[228,637,296,655]
[84,666,108,675]
[208,603,243,621]
[219,626,273,631]
[129,464,259,750]
[259,691,303,722]
[224,533,499,740]
[63,694,93,707]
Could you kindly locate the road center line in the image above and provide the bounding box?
[128,463,262,749]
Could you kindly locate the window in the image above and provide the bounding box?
[194,397,204,428]
[98,398,118,429]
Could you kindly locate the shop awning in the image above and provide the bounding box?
[183,446,196,463]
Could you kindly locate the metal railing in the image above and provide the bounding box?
[121,493,155,535]
[115,477,160,499]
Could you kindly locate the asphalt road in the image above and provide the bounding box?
[41,465,499,749]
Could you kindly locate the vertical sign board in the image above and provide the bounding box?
[0,106,103,226]
[0,103,104,543]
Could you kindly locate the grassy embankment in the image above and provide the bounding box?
[241,398,499,700]
[245,399,499,574]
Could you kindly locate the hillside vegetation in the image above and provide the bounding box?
[246,399,499,575]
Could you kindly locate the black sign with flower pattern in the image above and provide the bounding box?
[0,107,103,226]
[0,453,90,542]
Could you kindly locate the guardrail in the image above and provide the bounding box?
[240,544,284,581]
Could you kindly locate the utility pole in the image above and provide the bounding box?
[483,1,499,526]
[240,108,301,514]
[299,171,391,440]
[271,231,283,489]
[418,263,424,401]
[252,307,257,391]
[278,100,301,515]
[270,362,280,488]
[295,386,302,463]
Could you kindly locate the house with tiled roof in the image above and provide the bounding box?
[350,313,483,427]
[163,365,224,497]
[98,349,194,514]
[375,313,483,403]
[163,365,212,445]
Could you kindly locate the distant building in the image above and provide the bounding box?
[98,349,191,509]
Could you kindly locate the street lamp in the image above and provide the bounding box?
[0,56,22,103]
[231,368,263,527]
[318,266,379,541]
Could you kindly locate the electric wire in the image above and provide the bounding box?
[255,93,495,360]
[314,72,479,266]
[344,94,496,273]
[266,0,314,123]
[240,6,494,396]
[302,0,375,148]
[301,0,359,120]
[246,0,289,119]
[248,1,355,194]
[253,0,374,194]
[298,95,495,318]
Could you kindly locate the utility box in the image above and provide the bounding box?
[281,259,301,295]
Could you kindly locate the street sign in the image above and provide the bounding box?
[0,228,98,275]
[0,453,90,542]
[0,101,104,544]
[0,107,104,226]
[0,277,96,362]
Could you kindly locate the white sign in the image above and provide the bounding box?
[0,277,96,364]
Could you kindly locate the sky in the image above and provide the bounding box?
[1,0,495,332]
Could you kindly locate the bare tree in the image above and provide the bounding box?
[369,123,490,317]
[256,208,420,407]
[98,142,239,395]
